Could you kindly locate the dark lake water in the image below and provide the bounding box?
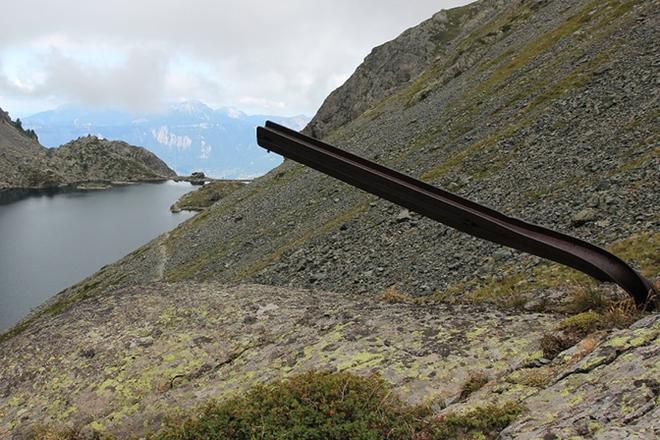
[0,181,195,331]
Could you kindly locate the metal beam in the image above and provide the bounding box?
[257,121,654,305]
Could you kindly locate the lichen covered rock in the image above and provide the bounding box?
[0,283,555,438]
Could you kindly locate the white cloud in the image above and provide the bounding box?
[1,47,169,112]
[0,0,472,116]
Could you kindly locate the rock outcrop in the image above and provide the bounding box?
[1,283,657,438]
[0,283,556,437]
[46,135,176,185]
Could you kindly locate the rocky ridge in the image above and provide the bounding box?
[170,180,247,213]
[0,112,176,191]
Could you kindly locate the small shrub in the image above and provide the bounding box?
[459,371,489,400]
[380,286,413,304]
[567,287,607,314]
[427,402,525,439]
[156,371,430,440]
[540,332,579,359]
[36,372,525,440]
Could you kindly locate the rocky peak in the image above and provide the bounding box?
[304,0,503,138]
[0,107,11,124]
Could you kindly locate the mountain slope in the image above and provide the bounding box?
[305,0,493,138]
[23,102,309,178]
[0,108,176,190]
[0,108,48,189]
[46,0,657,300]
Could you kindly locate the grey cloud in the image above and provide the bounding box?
[6,48,169,112]
[0,0,471,115]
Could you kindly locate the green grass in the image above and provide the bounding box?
[471,0,639,98]
[172,181,246,211]
[608,231,659,278]
[429,231,658,311]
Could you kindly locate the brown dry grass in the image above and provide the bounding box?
[380,286,413,303]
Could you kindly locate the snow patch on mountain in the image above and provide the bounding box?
[151,126,192,151]
[199,140,212,160]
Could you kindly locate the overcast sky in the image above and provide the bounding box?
[0,0,471,117]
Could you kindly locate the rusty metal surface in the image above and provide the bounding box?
[256,121,654,305]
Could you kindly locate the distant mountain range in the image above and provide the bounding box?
[23,101,309,178]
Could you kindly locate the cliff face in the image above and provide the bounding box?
[0,110,176,190]
[305,0,502,138]
[1,0,658,437]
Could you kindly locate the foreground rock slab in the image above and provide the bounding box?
[0,283,554,438]
[501,315,660,439]
[438,314,660,439]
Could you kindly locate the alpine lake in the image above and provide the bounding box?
[0,181,196,331]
